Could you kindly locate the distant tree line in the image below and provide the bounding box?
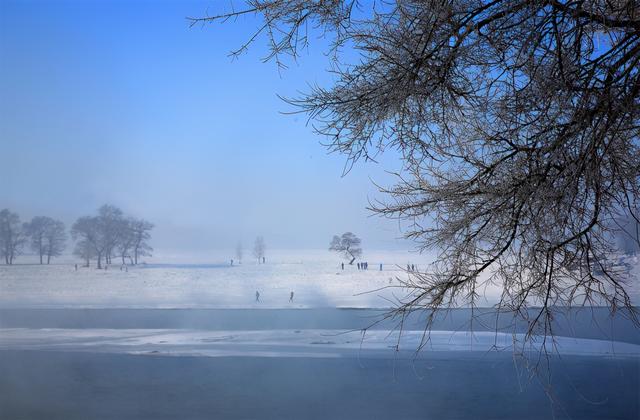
[0,205,153,267]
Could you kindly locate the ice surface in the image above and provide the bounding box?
[2,328,638,358]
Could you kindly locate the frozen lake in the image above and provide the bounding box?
[1,348,638,420]
[1,256,639,419]
[0,308,639,419]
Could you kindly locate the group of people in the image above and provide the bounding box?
[339,261,383,271]
[407,264,417,271]
[357,262,370,270]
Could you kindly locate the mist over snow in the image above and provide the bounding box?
[0,0,412,253]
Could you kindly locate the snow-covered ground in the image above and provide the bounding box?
[1,250,637,309]
[0,249,445,309]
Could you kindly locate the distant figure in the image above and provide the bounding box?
[289,291,294,302]
[341,262,344,270]
[407,264,411,272]
[357,262,361,270]
[365,262,368,270]
[231,259,234,266]
[411,264,415,271]
[379,263,382,271]
[255,291,260,302]
[262,256,265,264]
[74,264,78,271]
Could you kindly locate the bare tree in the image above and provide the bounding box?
[253,236,266,263]
[24,216,49,265]
[116,218,135,265]
[71,216,105,269]
[72,206,128,269]
[44,219,66,264]
[73,239,96,267]
[193,1,640,344]
[236,241,243,264]
[130,218,153,265]
[71,206,153,268]
[25,216,66,264]
[329,232,362,265]
[98,204,125,266]
[0,209,25,265]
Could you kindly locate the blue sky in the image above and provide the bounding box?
[0,0,409,252]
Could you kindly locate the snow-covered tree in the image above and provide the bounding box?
[116,218,136,265]
[73,239,96,267]
[43,219,66,264]
[130,218,153,265]
[71,216,105,269]
[24,216,49,265]
[25,216,66,264]
[98,204,125,265]
[72,207,153,268]
[329,232,362,265]
[0,209,25,265]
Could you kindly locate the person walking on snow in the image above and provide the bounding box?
[290,291,294,302]
[255,291,260,302]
